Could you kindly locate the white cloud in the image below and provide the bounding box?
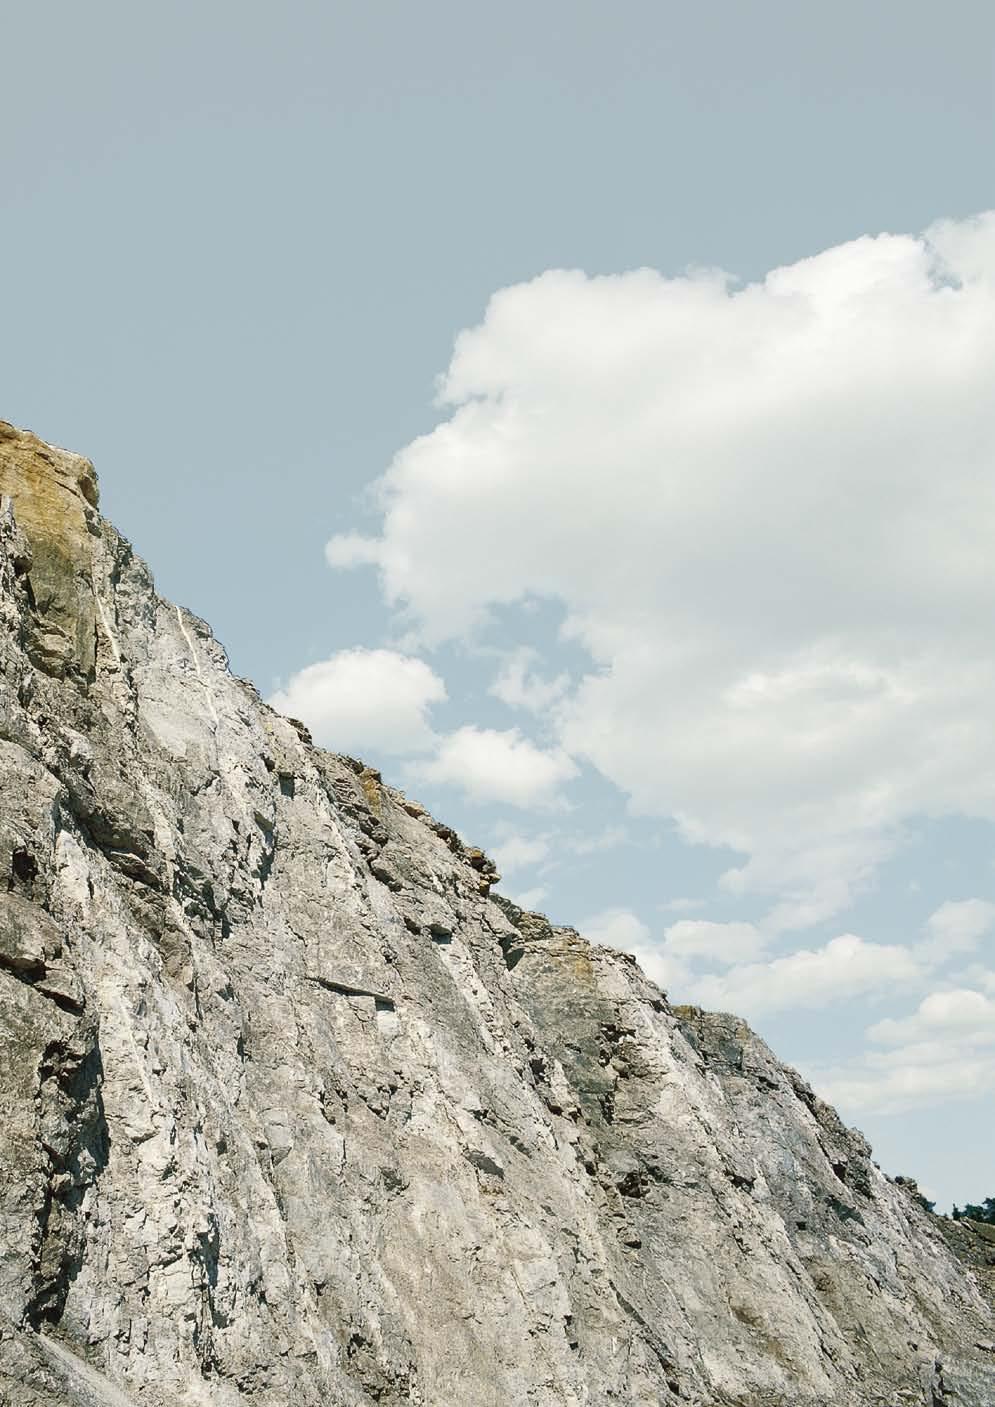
[514,885,549,911]
[490,823,626,886]
[918,898,995,960]
[813,984,995,1115]
[814,1048,995,1116]
[490,647,570,713]
[867,988,995,1045]
[324,532,382,570]
[268,648,445,755]
[327,212,995,928]
[577,916,926,1017]
[686,935,925,1018]
[582,908,652,950]
[492,833,551,875]
[661,897,707,913]
[408,726,577,808]
[566,825,628,856]
[662,919,767,964]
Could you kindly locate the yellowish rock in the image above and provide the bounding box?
[0,421,99,676]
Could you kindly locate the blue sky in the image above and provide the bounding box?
[3,1,994,1210]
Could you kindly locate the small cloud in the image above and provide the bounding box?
[490,647,570,713]
[268,648,445,755]
[662,919,768,965]
[325,532,382,569]
[813,1046,995,1116]
[812,983,995,1116]
[688,935,925,1019]
[868,988,995,1046]
[514,885,549,910]
[660,897,707,913]
[582,908,651,950]
[567,825,628,856]
[409,726,577,808]
[918,898,995,961]
[490,823,626,887]
[492,833,552,875]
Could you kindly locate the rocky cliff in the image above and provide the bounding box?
[0,420,992,1407]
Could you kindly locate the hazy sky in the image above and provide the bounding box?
[4,1,994,1210]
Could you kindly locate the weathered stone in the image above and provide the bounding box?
[0,893,61,978]
[0,424,99,678]
[0,422,992,1406]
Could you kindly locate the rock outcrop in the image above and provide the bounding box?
[0,420,992,1406]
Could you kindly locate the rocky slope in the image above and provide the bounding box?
[0,419,992,1407]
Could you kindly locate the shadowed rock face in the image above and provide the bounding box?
[0,419,992,1407]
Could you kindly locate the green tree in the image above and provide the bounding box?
[952,1197,995,1224]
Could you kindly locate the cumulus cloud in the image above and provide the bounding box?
[492,832,552,875]
[327,212,995,928]
[918,898,995,960]
[490,822,627,894]
[268,648,445,755]
[684,935,925,1018]
[815,1047,995,1116]
[867,988,995,1045]
[514,885,549,911]
[567,825,628,856]
[583,908,652,950]
[490,647,570,713]
[408,726,577,807]
[662,919,767,964]
[814,984,995,1115]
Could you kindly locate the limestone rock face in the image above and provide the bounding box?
[0,419,992,1407]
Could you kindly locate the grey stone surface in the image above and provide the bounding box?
[0,419,993,1405]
